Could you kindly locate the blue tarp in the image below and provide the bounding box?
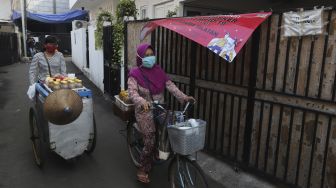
[12,10,88,24]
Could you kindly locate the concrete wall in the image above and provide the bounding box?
[183,0,336,13]
[70,0,119,21]
[0,24,15,33]
[71,25,104,92]
[87,25,104,92]
[70,0,123,93]
[69,0,77,9]
[71,28,86,70]
[0,0,12,21]
[135,0,185,19]
[26,0,69,14]
[89,0,119,21]
[135,0,336,19]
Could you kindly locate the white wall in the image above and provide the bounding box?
[69,0,77,9]
[70,0,119,21]
[0,0,12,21]
[70,0,122,93]
[71,28,86,70]
[135,0,184,19]
[70,26,104,92]
[89,0,119,21]
[88,25,104,92]
[26,0,69,14]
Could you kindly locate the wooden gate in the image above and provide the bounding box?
[103,26,121,97]
[125,9,336,188]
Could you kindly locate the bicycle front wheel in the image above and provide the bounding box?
[169,156,208,188]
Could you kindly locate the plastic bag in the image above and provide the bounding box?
[27,83,36,100]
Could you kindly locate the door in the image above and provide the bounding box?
[103,26,121,97]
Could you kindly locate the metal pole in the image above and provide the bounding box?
[53,0,56,14]
[20,0,27,57]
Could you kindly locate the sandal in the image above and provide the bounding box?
[137,170,150,183]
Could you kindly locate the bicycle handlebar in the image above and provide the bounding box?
[151,100,194,116]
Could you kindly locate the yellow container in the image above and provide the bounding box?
[53,81,61,90]
[61,81,69,89]
[68,80,76,89]
[75,80,83,88]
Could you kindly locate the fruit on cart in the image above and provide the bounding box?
[45,76,83,90]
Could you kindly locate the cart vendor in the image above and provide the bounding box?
[29,35,66,85]
[128,43,195,183]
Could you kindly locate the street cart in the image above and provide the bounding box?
[28,79,96,167]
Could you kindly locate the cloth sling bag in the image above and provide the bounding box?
[43,52,52,77]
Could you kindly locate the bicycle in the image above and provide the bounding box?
[126,101,208,188]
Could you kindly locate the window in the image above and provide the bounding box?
[186,11,201,17]
[141,6,147,19]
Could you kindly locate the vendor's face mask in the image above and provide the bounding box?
[45,43,58,53]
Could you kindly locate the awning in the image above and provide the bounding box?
[140,12,272,62]
[12,10,88,24]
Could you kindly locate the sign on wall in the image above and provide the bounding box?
[283,9,324,37]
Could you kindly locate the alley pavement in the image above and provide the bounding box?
[0,61,224,188]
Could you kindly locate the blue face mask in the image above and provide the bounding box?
[142,56,156,68]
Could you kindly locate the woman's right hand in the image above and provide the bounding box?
[142,101,150,112]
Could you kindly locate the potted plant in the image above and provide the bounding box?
[116,0,138,22]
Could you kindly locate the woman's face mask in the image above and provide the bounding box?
[142,56,156,68]
[45,43,57,54]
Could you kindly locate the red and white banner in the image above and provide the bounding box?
[140,12,272,62]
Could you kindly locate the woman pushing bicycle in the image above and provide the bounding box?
[128,43,195,183]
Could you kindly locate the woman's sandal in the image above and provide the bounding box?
[137,172,150,183]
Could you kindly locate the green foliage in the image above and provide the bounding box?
[111,0,138,67]
[95,11,113,49]
[166,10,177,18]
[95,1,138,66]
[110,22,124,67]
[166,6,179,18]
[116,0,137,22]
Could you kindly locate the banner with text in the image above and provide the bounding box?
[283,9,323,37]
[140,12,272,63]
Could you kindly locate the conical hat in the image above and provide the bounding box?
[43,89,83,125]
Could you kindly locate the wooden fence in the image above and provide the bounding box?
[125,9,336,188]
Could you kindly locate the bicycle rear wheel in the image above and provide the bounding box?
[169,156,208,188]
[127,121,144,167]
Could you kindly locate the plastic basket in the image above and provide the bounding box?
[114,95,134,112]
[112,102,134,121]
[167,119,206,155]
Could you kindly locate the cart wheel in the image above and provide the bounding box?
[85,114,97,154]
[29,108,45,168]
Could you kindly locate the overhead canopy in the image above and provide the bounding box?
[12,10,88,24]
[140,12,272,62]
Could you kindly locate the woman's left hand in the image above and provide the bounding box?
[185,96,196,104]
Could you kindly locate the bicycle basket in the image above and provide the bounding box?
[167,119,206,155]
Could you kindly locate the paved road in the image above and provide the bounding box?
[0,62,223,188]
